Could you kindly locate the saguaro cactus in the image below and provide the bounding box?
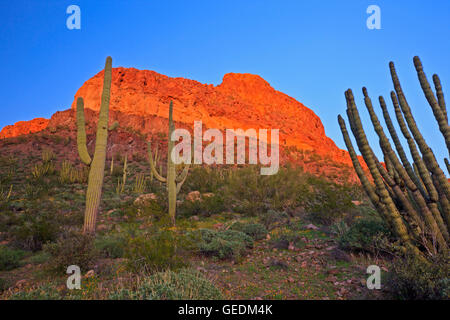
[147,101,190,226]
[338,57,449,258]
[77,56,112,234]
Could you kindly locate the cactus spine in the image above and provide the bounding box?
[147,101,190,226]
[338,57,449,258]
[77,56,112,234]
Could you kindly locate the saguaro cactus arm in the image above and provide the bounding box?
[76,97,92,165]
[147,141,167,183]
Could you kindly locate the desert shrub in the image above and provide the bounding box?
[29,251,52,265]
[95,234,126,259]
[178,194,225,217]
[0,277,12,292]
[182,166,226,194]
[196,229,253,260]
[43,231,97,273]
[259,209,289,230]
[230,222,268,240]
[303,177,354,225]
[125,230,190,273]
[338,218,392,253]
[0,246,25,271]
[10,204,61,251]
[222,166,309,216]
[110,269,222,300]
[269,231,306,249]
[386,255,449,300]
[8,284,61,300]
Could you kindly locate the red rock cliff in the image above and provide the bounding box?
[68,67,351,165]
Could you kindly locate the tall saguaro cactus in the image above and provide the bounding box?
[77,56,112,234]
[147,101,190,226]
[338,57,449,258]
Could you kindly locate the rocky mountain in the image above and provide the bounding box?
[0,67,362,181]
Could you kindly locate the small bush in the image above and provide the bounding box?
[95,235,126,259]
[8,284,61,300]
[44,231,97,273]
[110,269,222,300]
[0,246,25,271]
[178,194,225,217]
[197,229,253,260]
[338,218,391,253]
[259,209,289,230]
[386,255,449,300]
[230,222,268,240]
[125,230,189,273]
[0,277,12,292]
[10,203,61,251]
[303,177,354,225]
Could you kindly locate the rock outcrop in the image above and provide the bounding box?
[0,67,357,170]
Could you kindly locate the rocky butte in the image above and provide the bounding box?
[0,67,361,180]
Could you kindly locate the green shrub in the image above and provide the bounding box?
[0,246,25,271]
[230,222,268,240]
[95,235,126,259]
[29,251,52,265]
[178,194,225,217]
[386,255,449,300]
[269,231,306,249]
[125,230,189,273]
[338,218,391,253]
[259,209,289,230]
[196,229,253,260]
[110,269,222,300]
[43,231,97,273]
[303,177,354,225]
[10,202,61,251]
[182,167,226,194]
[222,166,309,216]
[0,277,12,292]
[8,284,61,300]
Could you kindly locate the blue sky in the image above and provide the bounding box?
[1,0,449,166]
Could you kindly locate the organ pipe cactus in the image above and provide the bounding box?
[338,57,449,258]
[147,101,190,226]
[76,56,112,234]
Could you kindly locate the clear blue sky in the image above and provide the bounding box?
[1,1,449,166]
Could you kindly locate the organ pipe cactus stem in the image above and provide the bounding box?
[390,92,437,202]
[337,115,384,214]
[413,56,450,153]
[339,57,450,258]
[364,87,448,249]
[379,95,425,197]
[433,74,447,123]
[390,61,450,201]
[445,158,450,175]
[343,89,419,257]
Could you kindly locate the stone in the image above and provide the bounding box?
[186,191,201,202]
[134,193,157,206]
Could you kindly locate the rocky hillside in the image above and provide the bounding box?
[0,67,362,181]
